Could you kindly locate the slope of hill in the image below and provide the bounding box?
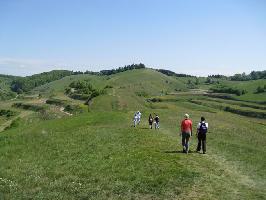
[0,98,265,199]
[209,79,266,103]
[0,68,265,199]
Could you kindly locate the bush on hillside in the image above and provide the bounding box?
[255,85,266,93]
[65,80,106,103]
[210,85,247,96]
[135,91,149,97]
[0,109,17,118]
[12,102,46,112]
[0,91,16,100]
[64,104,83,114]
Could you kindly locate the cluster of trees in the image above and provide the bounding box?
[157,69,194,77]
[207,74,227,79]
[256,85,266,93]
[211,85,247,96]
[11,70,73,93]
[187,79,200,89]
[205,77,220,84]
[65,80,106,104]
[99,63,145,75]
[0,90,16,100]
[230,70,266,81]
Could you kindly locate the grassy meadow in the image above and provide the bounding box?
[0,69,265,199]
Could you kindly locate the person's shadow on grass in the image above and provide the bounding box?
[163,150,197,154]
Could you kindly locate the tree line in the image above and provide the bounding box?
[156,69,195,77]
[230,70,266,81]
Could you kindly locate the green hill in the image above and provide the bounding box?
[0,68,265,199]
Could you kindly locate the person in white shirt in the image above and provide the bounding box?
[133,111,141,127]
[196,116,208,154]
[133,112,138,127]
[137,111,141,125]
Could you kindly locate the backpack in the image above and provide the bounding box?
[199,122,207,134]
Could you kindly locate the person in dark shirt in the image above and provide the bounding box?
[196,116,209,154]
[148,114,153,129]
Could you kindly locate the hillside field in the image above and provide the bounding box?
[0,69,265,199]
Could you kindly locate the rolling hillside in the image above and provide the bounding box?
[0,68,265,199]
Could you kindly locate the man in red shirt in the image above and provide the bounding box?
[180,113,193,153]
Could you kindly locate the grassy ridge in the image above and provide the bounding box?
[0,103,265,199]
[0,69,265,199]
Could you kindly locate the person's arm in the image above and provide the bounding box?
[180,121,183,136]
[196,122,200,135]
[190,121,193,136]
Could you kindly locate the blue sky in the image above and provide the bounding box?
[0,0,265,76]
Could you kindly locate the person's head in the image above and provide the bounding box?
[184,113,189,119]
[201,116,205,121]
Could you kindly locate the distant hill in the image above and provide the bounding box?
[10,70,74,93]
[1,65,265,103]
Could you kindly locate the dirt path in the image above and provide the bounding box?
[0,111,32,133]
[59,107,72,116]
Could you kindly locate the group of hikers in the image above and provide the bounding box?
[133,111,160,129]
[133,111,208,154]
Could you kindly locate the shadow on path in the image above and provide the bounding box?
[163,150,198,154]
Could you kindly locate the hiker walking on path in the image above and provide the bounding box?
[148,114,153,129]
[196,116,208,154]
[133,112,138,127]
[137,111,142,125]
[154,114,160,129]
[133,111,142,127]
[180,113,193,153]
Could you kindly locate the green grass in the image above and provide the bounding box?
[0,69,265,199]
[212,79,266,102]
[0,103,265,199]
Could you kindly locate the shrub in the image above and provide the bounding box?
[0,109,17,117]
[12,103,45,112]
